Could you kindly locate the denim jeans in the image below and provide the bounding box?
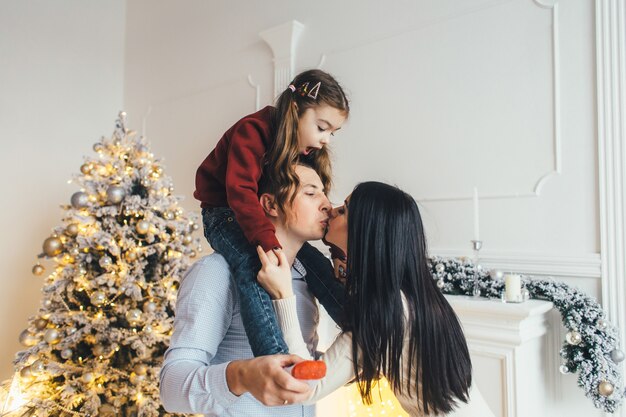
[202,207,346,356]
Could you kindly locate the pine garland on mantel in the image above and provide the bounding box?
[428,255,625,413]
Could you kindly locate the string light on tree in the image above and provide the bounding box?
[1,112,200,416]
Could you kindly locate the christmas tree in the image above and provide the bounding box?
[1,113,201,416]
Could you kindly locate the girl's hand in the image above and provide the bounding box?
[257,246,294,299]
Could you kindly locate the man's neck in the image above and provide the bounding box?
[274,231,303,266]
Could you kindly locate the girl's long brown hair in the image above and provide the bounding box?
[264,69,349,212]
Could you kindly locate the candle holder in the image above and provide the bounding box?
[471,240,482,297]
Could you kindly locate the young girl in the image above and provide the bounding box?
[194,69,350,356]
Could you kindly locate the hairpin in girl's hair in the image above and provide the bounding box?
[290,81,321,100]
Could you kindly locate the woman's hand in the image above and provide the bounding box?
[257,246,294,299]
[332,257,348,285]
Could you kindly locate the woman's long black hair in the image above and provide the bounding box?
[343,182,472,415]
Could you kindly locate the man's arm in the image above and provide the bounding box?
[159,256,310,413]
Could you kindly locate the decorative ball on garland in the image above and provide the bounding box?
[599,380,615,397]
[566,330,582,346]
[611,349,625,363]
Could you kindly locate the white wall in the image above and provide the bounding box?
[122,1,607,416]
[0,0,126,379]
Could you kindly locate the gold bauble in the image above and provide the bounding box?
[80,163,92,175]
[134,364,148,375]
[43,237,63,257]
[19,365,33,379]
[70,191,90,209]
[599,380,615,397]
[143,301,156,313]
[190,250,197,258]
[183,235,193,245]
[90,291,106,306]
[65,223,79,236]
[43,328,61,344]
[30,359,45,375]
[34,318,48,330]
[126,309,142,326]
[19,329,38,347]
[32,264,45,276]
[82,372,94,383]
[93,344,105,356]
[135,220,150,235]
[125,250,137,261]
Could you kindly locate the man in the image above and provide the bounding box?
[160,164,333,416]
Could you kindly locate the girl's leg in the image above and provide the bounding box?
[202,208,288,356]
[296,242,346,326]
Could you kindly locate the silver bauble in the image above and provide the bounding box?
[611,349,625,363]
[437,279,445,289]
[99,404,117,417]
[134,364,148,375]
[60,348,73,359]
[32,264,45,276]
[19,329,38,347]
[34,318,48,330]
[143,325,153,333]
[143,301,157,313]
[30,359,45,375]
[106,185,125,204]
[43,299,52,308]
[43,237,63,257]
[597,319,608,330]
[70,191,89,209]
[136,220,150,235]
[126,309,142,325]
[65,223,79,237]
[565,330,582,346]
[44,328,60,344]
[90,291,106,306]
[559,364,569,374]
[82,372,94,383]
[599,380,615,397]
[435,264,445,274]
[99,255,113,268]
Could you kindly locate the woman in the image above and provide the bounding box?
[257,181,495,416]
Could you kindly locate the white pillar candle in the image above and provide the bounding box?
[473,187,480,241]
[504,274,522,302]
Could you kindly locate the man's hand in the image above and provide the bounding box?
[226,354,312,406]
